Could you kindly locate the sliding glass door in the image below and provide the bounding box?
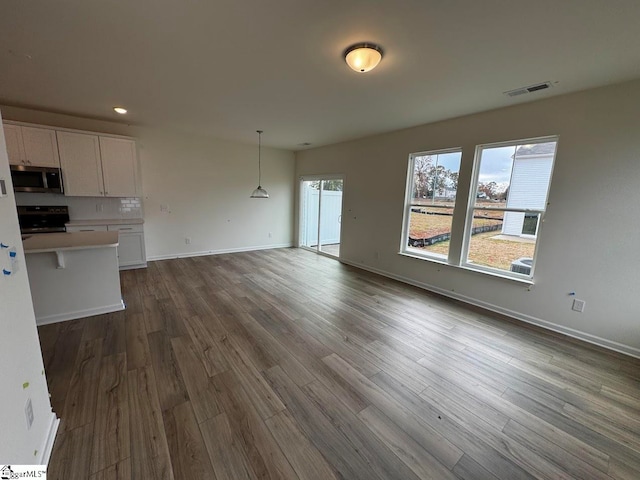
[300,176,343,258]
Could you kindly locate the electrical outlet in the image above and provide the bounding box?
[160,204,169,212]
[185,237,192,245]
[25,398,34,430]
[96,203,104,213]
[572,299,586,313]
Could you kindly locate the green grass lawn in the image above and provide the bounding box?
[408,210,534,271]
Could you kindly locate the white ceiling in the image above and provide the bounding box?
[1,0,640,150]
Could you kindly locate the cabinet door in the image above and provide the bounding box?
[57,131,104,196]
[115,232,146,268]
[3,124,26,165]
[99,137,138,197]
[22,126,60,168]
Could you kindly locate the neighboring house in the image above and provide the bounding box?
[502,142,556,237]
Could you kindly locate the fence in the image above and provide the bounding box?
[408,222,502,248]
[302,189,343,246]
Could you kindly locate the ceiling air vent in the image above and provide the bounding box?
[504,82,552,97]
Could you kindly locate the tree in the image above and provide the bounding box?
[413,155,433,199]
[413,155,454,200]
[308,180,343,191]
[447,171,459,191]
[478,181,498,199]
[322,180,343,191]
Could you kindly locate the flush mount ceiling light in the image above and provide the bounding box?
[113,106,127,114]
[344,43,383,73]
[250,130,269,198]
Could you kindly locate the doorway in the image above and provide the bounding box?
[299,176,344,258]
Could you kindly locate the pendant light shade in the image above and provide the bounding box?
[250,130,269,198]
[250,186,269,198]
[344,43,383,73]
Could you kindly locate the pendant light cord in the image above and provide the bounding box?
[257,130,263,187]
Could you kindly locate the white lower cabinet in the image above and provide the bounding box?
[66,223,146,269]
[107,225,146,269]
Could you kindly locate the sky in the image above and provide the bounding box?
[477,145,516,185]
[423,147,515,185]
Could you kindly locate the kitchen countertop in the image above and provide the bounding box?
[65,218,144,227]
[22,231,119,253]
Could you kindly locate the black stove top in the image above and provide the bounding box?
[17,205,69,234]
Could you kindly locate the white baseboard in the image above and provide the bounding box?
[39,412,59,465]
[35,300,125,326]
[119,262,147,271]
[340,259,640,359]
[147,243,294,262]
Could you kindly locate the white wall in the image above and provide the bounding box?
[138,129,294,260]
[0,111,57,464]
[0,106,296,260]
[296,79,640,357]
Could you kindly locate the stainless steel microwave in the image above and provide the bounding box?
[10,165,63,193]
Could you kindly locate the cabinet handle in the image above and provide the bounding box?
[120,227,133,230]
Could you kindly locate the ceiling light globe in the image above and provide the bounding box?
[113,107,127,114]
[344,44,383,73]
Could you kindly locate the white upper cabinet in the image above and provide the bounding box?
[3,124,27,165]
[57,131,139,198]
[3,120,139,197]
[99,137,138,197]
[57,131,104,197]
[3,123,60,167]
[22,126,60,168]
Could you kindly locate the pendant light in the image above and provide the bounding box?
[250,130,269,198]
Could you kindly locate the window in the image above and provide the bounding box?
[463,137,558,277]
[401,149,462,261]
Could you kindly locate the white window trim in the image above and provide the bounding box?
[400,147,462,263]
[398,136,558,285]
[460,135,558,280]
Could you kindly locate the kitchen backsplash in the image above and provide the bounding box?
[15,193,144,220]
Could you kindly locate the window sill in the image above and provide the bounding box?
[398,251,534,285]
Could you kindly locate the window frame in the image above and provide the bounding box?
[400,147,463,263]
[461,136,559,280]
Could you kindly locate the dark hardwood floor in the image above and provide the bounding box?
[38,248,640,479]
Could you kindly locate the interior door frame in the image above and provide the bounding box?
[298,174,345,258]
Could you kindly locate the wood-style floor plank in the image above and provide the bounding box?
[265,409,338,480]
[89,458,131,480]
[147,330,189,411]
[200,412,258,480]
[39,249,640,480]
[162,401,216,480]
[127,366,175,480]
[170,335,222,423]
[210,370,300,480]
[61,337,103,432]
[48,422,94,480]
[90,352,129,475]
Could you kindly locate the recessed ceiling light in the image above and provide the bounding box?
[113,107,127,114]
[344,43,383,73]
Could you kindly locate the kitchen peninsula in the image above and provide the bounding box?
[22,231,124,325]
